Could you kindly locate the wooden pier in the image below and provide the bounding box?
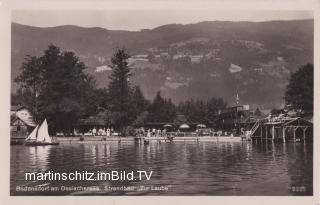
[250,117,312,143]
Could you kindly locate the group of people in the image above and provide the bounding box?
[84,127,238,138]
[136,128,169,138]
[89,127,114,137]
[136,127,222,138]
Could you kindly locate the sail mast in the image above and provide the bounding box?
[35,120,43,140]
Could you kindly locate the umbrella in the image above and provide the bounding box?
[179,124,190,129]
[164,124,173,128]
[197,124,206,128]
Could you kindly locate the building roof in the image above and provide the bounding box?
[11,105,37,127]
[264,117,313,126]
[11,114,37,127]
[283,117,313,126]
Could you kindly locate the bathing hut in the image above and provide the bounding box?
[10,105,37,144]
[10,105,36,137]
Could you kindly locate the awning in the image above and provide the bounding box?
[179,124,190,129]
[196,124,206,128]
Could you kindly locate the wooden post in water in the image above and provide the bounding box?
[260,126,263,142]
[303,127,307,143]
[271,126,275,141]
[282,127,286,143]
[265,125,268,141]
[293,127,296,142]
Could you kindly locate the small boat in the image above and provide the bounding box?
[25,119,59,146]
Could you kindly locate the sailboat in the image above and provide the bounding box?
[25,119,59,146]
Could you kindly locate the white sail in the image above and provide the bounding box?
[36,119,52,143]
[25,125,39,141]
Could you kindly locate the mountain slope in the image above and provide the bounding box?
[11,20,313,109]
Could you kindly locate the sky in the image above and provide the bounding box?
[12,10,313,31]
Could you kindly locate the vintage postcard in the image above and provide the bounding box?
[0,0,319,204]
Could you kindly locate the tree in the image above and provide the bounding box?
[254,108,263,116]
[82,87,108,117]
[285,64,313,114]
[11,88,34,110]
[147,91,176,123]
[270,108,284,115]
[192,100,208,124]
[107,49,133,130]
[38,46,95,133]
[177,99,195,122]
[14,55,43,120]
[164,98,177,122]
[207,97,227,123]
[178,97,227,125]
[147,91,166,122]
[131,86,150,119]
[15,45,96,134]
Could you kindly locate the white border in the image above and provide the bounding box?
[0,0,319,204]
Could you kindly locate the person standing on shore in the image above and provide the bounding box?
[92,127,97,137]
[107,128,111,137]
[163,128,167,137]
[98,128,103,136]
[102,128,106,136]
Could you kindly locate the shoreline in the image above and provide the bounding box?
[56,136,242,143]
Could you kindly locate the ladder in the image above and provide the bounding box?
[249,120,260,137]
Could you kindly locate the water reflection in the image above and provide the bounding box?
[10,141,313,196]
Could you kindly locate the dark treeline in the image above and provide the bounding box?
[177,97,227,124]
[12,45,228,135]
[143,91,227,125]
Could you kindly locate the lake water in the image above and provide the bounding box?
[10,141,313,196]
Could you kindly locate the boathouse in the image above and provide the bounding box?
[10,105,36,138]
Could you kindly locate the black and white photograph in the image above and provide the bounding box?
[3,0,318,200]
